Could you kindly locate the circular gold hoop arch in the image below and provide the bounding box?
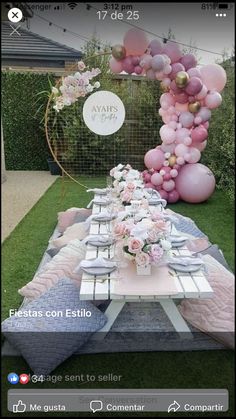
[45,51,111,189]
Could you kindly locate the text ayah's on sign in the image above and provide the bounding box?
[83,91,125,135]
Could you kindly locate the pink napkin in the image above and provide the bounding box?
[114,262,178,296]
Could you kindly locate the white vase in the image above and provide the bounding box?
[136,264,151,276]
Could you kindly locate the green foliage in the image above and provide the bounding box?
[2,72,56,170]
[201,64,235,202]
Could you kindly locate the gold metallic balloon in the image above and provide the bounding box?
[168,155,177,167]
[188,101,201,113]
[175,71,189,88]
[160,82,170,92]
[112,44,126,60]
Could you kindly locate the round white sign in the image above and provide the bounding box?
[83,91,125,136]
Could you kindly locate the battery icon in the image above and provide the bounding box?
[218,4,229,9]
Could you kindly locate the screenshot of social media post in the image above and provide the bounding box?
[1,1,235,416]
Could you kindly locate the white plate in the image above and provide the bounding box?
[93,215,116,223]
[171,240,187,248]
[81,266,117,276]
[87,238,115,247]
[94,200,112,206]
[168,263,203,273]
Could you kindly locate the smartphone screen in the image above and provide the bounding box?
[1,1,235,417]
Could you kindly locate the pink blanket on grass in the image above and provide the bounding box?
[178,254,235,348]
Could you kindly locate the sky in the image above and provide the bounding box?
[23,2,235,64]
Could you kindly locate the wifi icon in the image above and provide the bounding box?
[68,2,77,9]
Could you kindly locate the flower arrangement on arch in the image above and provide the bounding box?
[114,217,172,267]
[51,61,101,112]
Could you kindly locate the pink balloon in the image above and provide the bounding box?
[192,140,207,152]
[144,173,152,182]
[123,28,149,56]
[134,65,142,74]
[160,125,176,143]
[169,62,185,80]
[175,102,189,112]
[122,56,134,73]
[176,127,190,143]
[203,121,209,129]
[205,91,222,109]
[144,148,165,170]
[200,64,227,92]
[183,137,192,146]
[161,143,176,154]
[163,179,175,192]
[170,169,178,178]
[160,92,175,106]
[109,57,123,73]
[175,163,216,203]
[151,172,163,186]
[185,77,203,95]
[163,64,172,75]
[196,107,211,122]
[175,144,189,157]
[131,56,140,66]
[176,156,185,165]
[168,189,180,203]
[195,84,208,100]
[159,189,169,200]
[180,54,197,70]
[145,182,156,189]
[179,111,195,128]
[163,41,182,63]
[146,68,156,80]
[174,92,189,104]
[139,54,152,70]
[191,126,208,143]
[160,166,171,174]
[184,147,201,163]
[149,39,164,56]
[170,80,182,94]
[163,173,172,181]
[151,54,165,71]
[194,116,202,125]
[187,67,202,78]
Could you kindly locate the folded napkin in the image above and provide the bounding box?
[87,198,112,209]
[92,211,116,222]
[169,235,188,243]
[79,256,117,270]
[87,188,108,194]
[148,198,167,207]
[168,256,204,266]
[83,235,114,245]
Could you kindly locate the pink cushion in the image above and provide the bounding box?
[52,223,88,248]
[57,208,91,233]
[178,254,235,349]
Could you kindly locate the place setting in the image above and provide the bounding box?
[167,255,205,273]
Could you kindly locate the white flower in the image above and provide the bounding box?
[114,171,123,180]
[86,84,94,93]
[132,189,144,200]
[52,87,59,95]
[74,72,81,79]
[116,164,124,171]
[94,81,100,89]
[160,239,172,251]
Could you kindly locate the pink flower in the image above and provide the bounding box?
[147,228,160,243]
[136,251,150,267]
[149,244,164,264]
[114,223,128,238]
[121,190,133,203]
[126,182,136,191]
[153,219,167,233]
[150,210,165,222]
[127,237,144,254]
[78,61,86,71]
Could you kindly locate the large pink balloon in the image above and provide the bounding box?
[163,41,182,63]
[175,163,216,203]
[180,54,197,70]
[200,64,227,92]
[123,28,149,56]
[144,148,165,170]
[109,57,123,73]
[149,39,164,56]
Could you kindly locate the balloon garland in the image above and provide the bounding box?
[109,28,227,203]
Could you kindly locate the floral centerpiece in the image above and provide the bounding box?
[110,163,149,205]
[114,215,172,275]
[51,61,101,112]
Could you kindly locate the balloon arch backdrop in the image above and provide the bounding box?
[46,28,227,203]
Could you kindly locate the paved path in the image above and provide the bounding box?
[2,171,58,242]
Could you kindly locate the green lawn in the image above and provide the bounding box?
[1,178,235,417]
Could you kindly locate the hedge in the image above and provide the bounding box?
[2,72,56,170]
